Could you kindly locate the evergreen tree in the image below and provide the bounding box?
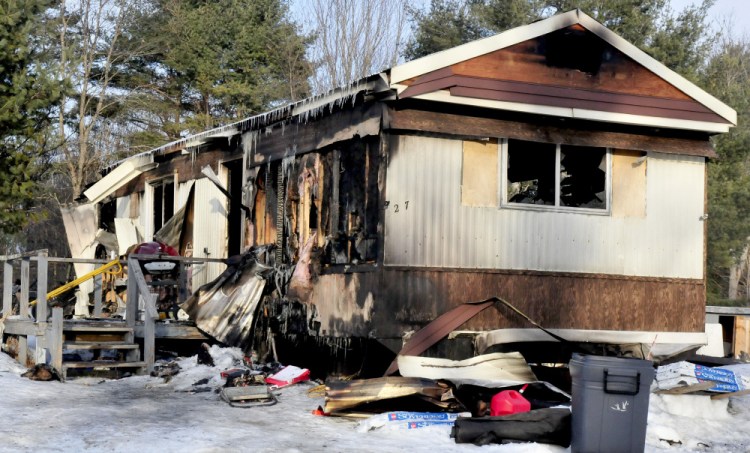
[0,0,65,233]
[702,38,750,301]
[404,0,716,78]
[113,0,312,144]
[404,0,486,61]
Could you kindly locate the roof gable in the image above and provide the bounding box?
[390,10,735,132]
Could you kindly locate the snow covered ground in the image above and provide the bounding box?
[1,348,749,453]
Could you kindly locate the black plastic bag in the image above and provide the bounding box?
[451,408,571,447]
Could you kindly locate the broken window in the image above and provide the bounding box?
[504,139,608,211]
[151,177,175,232]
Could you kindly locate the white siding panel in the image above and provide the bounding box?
[191,178,228,288]
[178,181,193,209]
[384,135,705,279]
[116,195,131,218]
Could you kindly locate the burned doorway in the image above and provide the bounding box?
[225,159,244,257]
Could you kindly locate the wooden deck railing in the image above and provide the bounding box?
[1,252,223,376]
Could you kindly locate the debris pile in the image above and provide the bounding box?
[655,361,750,395]
[317,351,572,447]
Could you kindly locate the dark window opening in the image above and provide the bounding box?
[226,160,244,257]
[507,139,556,205]
[152,178,174,233]
[505,139,607,210]
[560,145,606,209]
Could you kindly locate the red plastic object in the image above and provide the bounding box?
[265,365,310,387]
[490,390,531,416]
[132,241,179,256]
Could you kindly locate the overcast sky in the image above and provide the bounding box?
[671,0,750,38]
[291,0,749,39]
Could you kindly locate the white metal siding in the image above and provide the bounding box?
[178,181,193,209]
[384,135,705,279]
[116,195,131,219]
[191,178,228,288]
[142,184,153,240]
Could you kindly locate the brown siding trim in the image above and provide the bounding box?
[386,108,717,158]
[410,66,455,86]
[310,268,705,336]
[453,77,711,113]
[451,85,725,124]
[400,73,726,124]
[381,265,702,284]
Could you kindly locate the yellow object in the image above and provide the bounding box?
[30,259,123,306]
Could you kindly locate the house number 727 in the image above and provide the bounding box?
[386,201,409,212]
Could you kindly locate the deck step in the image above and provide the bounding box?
[62,361,147,370]
[62,325,133,333]
[63,342,139,350]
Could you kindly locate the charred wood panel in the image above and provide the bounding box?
[306,269,704,339]
[450,27,691,101]
[114,148,243,197]
[249,102,383,165]
[385,107,716,158]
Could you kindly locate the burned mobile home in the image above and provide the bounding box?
[77,10,735,370]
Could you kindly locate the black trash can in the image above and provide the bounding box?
[569,354,655,453]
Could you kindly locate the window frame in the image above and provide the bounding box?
[145,175,177,239]
[498,138,612,215]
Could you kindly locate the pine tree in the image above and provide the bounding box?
[112,0,312,144]
[702,37,750,302]
[0,0,65,233]
[404,0,716,77]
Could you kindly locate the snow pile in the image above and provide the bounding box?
[647,392,750,451]
[1,349,750,452]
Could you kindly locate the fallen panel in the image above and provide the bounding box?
[474,328,707,361]
[384,299,497,375]
[397,352,537,387]
[114,218,141,256]
[182,267,265,350]
[324,376,453,414]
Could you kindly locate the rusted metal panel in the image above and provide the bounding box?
[183,271,265,350]
[384,298,496,375]
[383,135,704,279]
[306,269,705,341]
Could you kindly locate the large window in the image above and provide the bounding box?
[503,139,608,211]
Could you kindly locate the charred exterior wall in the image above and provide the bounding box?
[304,269,704,340]
[248,135,381,270]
